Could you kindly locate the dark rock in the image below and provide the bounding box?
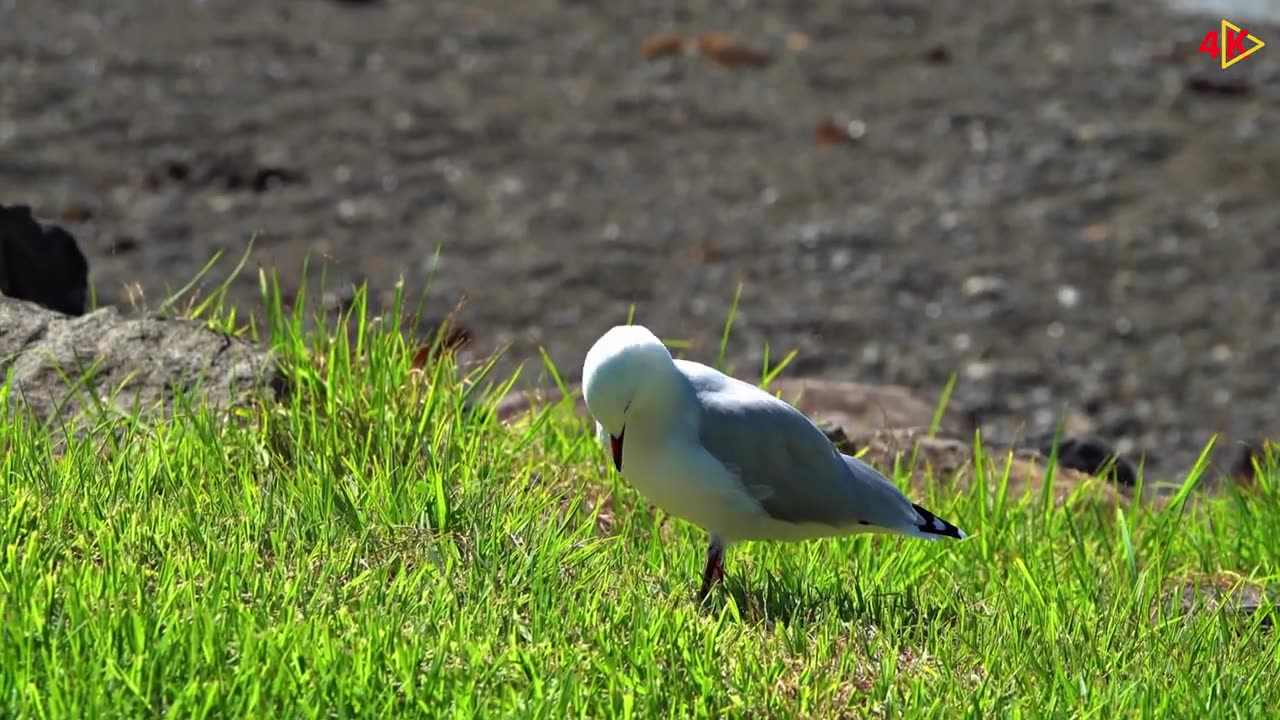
[107,236,140,255]
[1185,74,1252,97]
[1231,439,1277,487]
[0,204,90,316]
[1039,434,1138,488]
[147,150,304,194]
[0,297,282,437]
[1165,574,1276,627]
[922,44,951,64]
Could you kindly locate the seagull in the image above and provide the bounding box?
[581,324,967,601]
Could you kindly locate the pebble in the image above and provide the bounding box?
[963,274,1007,299]
[1057,285,1080,308]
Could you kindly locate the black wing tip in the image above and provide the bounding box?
[912,503,966,540]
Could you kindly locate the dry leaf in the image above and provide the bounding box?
[1083,223,1111,242]
[815,118,865,147]
[61,203,93,222]
[410,323,474,371]
[697,32,771,69]
[642,30,686,60]
[694,241,720,264]
[786,32,811,52]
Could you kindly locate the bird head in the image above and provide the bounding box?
[582,324,673,471]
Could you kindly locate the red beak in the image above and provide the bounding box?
[610,430,624,472]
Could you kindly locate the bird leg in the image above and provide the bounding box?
[698,534,726,601]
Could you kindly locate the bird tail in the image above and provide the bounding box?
[910,503,967,540]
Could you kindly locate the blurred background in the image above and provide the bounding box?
[1,0,1277,477]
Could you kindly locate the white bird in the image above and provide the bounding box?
[582,324,967,600]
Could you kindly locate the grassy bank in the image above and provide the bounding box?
[2,279,1278,719]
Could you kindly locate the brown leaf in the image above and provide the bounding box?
[697,33,771,69]
[410,322,474,370]
[61,203,93,222]
[642,30,686,60]
[814,118,865,147]
[785,32,811,52]
[1082,223,1111,242]
[694,240,720,264]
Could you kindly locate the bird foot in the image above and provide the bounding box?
[697,536,726,602]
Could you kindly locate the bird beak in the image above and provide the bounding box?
[610,429,624,472]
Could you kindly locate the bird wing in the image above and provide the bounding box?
[675,360,922,532]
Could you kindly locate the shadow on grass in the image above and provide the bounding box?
[697,570,962,632]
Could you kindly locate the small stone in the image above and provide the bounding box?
[208,194,235,213]
[963,274,1007,299]
[337,199,358,222]
[1057,285,1080,308]
[965,361,995,381]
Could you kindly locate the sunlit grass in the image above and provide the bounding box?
[2,274,1278,719]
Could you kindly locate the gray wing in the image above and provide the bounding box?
[676,360,921,531]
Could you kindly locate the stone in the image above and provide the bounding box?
[0,297,282,439]
[495,376,974,440]
[1039,434,1138,488]
[1228,438,1277,489]
[824,425,1126,509]
[765,377,976,439]
[0,204,90,316]
[1164,573,1276,626]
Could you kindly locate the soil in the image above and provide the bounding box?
[2,0,1278,478]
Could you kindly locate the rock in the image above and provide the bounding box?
[1184,74,1252,98]
[146,150,304,195]
[497,373,1143,511]
[1030,434,1138,489]
[0,204,90,316]
[1164,573,1276,626]
[825,426,1126,509]
[495,376,974,440]
[0,297,282,438]
[766,377,976,439]
[1229,438,1277,489]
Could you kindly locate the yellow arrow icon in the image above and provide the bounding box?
[1222,19,1264,69]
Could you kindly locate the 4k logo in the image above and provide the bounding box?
[1199,20,1265,69]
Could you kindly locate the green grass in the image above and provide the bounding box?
[2,274,1279,719]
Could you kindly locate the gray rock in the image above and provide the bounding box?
[1165,574,1277,628]
[1,297,282,437]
